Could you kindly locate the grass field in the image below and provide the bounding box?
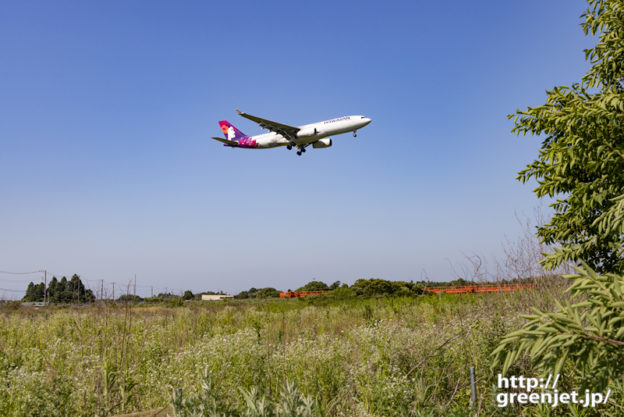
[0,279,612,416]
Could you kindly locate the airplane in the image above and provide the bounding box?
[211,110,372,156]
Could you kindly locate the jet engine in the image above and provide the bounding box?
[297,127,318,138]
[312,138,332,148]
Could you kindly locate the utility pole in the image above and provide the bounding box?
[112,282,115,300]
[151,286,153,298]
[100,279,104,301]
[134,274,136,297]
[43,270,47,305]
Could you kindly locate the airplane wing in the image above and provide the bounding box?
[236,109,299,139]
[211,136,238,146]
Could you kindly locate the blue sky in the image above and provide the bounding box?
[0,0,593,297]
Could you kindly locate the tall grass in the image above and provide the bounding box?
[0,283,576,417]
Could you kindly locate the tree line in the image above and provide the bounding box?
[21,275,536,304]
[23,274,95,303]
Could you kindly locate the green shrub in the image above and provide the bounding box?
[492,263,624,394]
[171,370,318,417]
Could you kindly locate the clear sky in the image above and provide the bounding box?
[0,0,593,297]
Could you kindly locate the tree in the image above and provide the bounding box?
[59,276,71,303]
[48,277,59,303]
[235,287,281,299]
[182,290,194,300]
[296,281,329,292]
[23,282,35,302]
[69,274,86,302]
[234,291,249,299]
[513,0,624,273]
[494,0,624,396]
[38,274,94,304]
[85,288,96,303]
[157,292,179,299]
[350,278,420,297]
[118,294,142,303]
[253,287,281,298]
[22,282,44,302]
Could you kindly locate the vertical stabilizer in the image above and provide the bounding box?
[218,121,247,141]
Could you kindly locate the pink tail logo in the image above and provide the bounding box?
[217,120,257,148]
[218,120,247,141]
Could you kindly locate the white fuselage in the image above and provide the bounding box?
[251,115,371,148]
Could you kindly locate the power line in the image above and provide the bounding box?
[0,287,26,293]
[0,276,43,282]
[1,269,193,300]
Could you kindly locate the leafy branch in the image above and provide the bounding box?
[492,263,624,391]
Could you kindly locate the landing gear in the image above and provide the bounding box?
[353,130,357,137]
[287,145,292,150]
[297,150,302,156]
[296,146,307,156]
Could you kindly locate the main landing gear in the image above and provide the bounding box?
[286,141,307,156]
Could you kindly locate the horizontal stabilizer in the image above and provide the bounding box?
[211,136,238,145]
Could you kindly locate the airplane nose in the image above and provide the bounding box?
[364,117,372,126]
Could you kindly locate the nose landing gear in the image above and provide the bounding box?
[353,130,357,137]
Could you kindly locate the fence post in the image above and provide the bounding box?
[470,366,477,409]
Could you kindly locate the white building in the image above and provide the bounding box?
[201,294,233,301]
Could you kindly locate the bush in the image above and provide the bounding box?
[492,263,624,392]
[350,278,422,297]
